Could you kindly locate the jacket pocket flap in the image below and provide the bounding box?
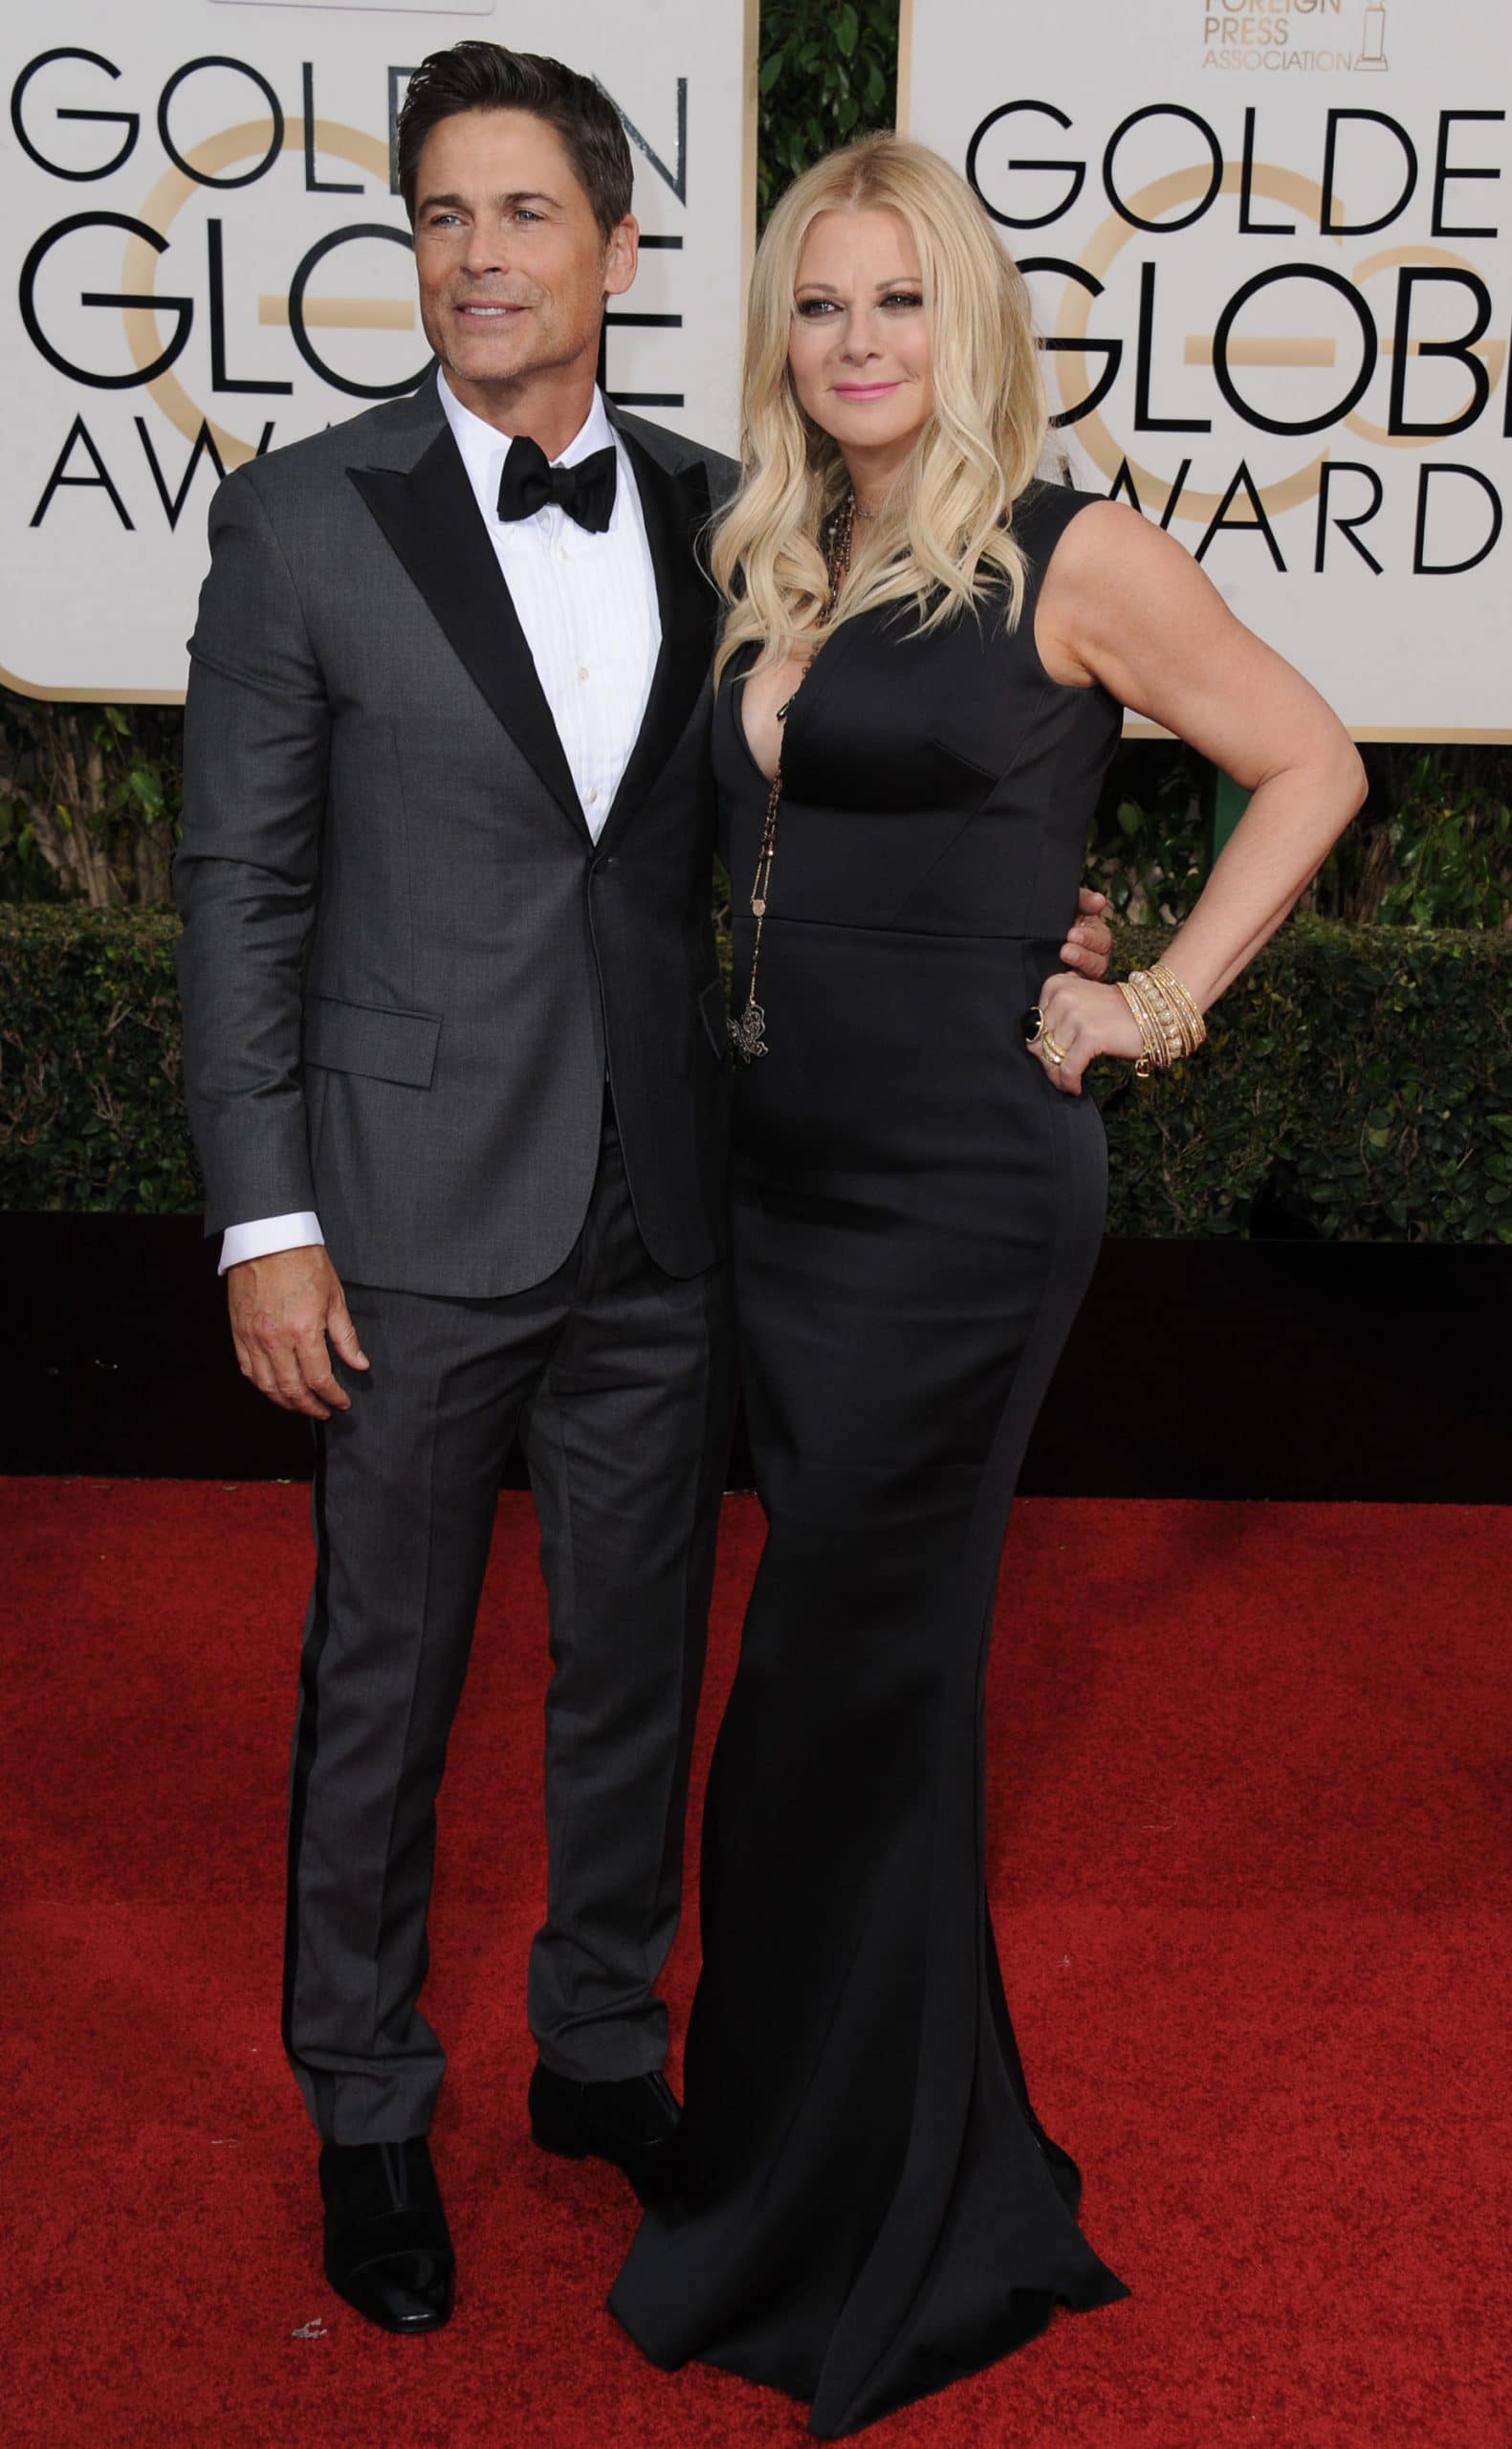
[302,994,441,1088]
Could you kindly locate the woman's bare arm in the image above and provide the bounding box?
[1027,500,1367,1092]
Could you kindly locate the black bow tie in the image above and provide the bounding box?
[495,435,618,534]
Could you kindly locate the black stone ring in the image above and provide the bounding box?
[1020,1005,1045,1046]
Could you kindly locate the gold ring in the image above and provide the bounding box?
[1041,1030,1067,1066]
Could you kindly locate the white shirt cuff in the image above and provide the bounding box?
[219,1213,325,1275]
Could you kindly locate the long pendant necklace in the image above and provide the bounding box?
[728,496,857,1064]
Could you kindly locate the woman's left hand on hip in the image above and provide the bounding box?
[1025,975,1145,1095]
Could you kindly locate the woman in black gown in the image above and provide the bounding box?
[612,135,1365,2436]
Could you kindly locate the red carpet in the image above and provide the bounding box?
[5,1480,1509,2448]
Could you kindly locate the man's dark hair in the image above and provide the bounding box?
[397,42,633,239]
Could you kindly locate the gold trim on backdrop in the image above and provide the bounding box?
[896,0,914,128]
[1124,721,1512,744]
[0,664,186,705]
[741,0,760,355]
[257,297,415,328]
[1187,337,1501,369]
[1186,338,1340,368]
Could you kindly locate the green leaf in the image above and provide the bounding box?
[837,4,860,55]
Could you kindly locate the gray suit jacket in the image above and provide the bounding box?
[175,378,738,1298]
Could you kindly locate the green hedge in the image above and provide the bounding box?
[2,910,194,1213]
[3,906,1508,1241]
[1105,920,1511,1242]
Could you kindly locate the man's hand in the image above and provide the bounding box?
[1060,884,1114,981]
[227,1246,370,1421]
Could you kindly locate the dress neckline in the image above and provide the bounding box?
[727,654,774,790]
[729,612,865,787]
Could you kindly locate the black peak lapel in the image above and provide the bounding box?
[598,430,720,846]
[348,424,584,837]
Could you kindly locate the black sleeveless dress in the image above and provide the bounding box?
[610,482,1129,2435]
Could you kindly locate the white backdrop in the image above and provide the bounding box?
[902,0,1511,739]
[3,2,756,700]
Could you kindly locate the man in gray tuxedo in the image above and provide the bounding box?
[175,39,1113,2339]
[175,44,741,2336]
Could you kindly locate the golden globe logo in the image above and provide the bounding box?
[967,96,1506,576]
[12,43,689,526]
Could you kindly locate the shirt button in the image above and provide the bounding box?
[586,787,600,805]
[578,664,590,681]
[558,543,571,562]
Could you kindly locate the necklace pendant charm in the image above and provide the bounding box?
[728,1002,769,1064]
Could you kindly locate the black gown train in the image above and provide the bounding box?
[611,482,1130,2434]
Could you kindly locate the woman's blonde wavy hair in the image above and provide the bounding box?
[712,133,1049,683]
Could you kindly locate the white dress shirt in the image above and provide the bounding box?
[219,372,662,1276]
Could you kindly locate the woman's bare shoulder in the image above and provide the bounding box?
[1048,496,1193,585]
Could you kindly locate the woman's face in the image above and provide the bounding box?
[786,207,932,471]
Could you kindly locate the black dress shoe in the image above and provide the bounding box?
[318,2136,455,2333]
[528,2062,682,2204]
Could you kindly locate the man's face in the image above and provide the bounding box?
[412,108,636,402]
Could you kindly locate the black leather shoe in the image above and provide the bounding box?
[318,2136,455,2333]
[528,2061,682,2204]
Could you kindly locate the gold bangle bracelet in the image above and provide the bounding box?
[1137,970,1187,1061]
[1127,978,1169,1068]
[1147,964,1204,1051]
[1116,979,1164,1076]
[1117,965,1209,1079]
[1150,960,1207,1050]
[1129,966,1199,1061]
[1126,973,1178,1065]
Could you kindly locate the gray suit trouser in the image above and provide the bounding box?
[282,1098,734,2144]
